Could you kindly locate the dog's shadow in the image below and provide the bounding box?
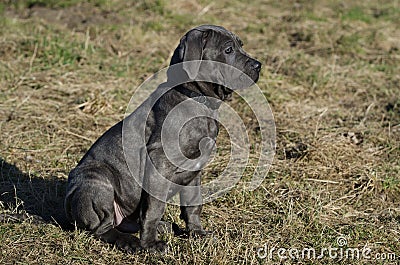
[0,158,187,236]
[0,158,72,229]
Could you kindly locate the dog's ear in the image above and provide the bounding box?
[170,29,209,80]
[183,29,210,79]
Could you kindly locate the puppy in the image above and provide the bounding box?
[65,25,261,253]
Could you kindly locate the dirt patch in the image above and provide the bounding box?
[6,2,126,32]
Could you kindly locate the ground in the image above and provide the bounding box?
[0,0,399,264]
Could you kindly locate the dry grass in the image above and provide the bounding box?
[0,0,399,264]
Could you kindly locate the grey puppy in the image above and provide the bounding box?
[65,25,261,253]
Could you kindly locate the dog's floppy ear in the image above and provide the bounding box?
[170,29,209,80]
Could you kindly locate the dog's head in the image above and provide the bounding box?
[170,25,261,90]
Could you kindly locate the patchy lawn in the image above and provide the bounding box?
[0,0,399,264]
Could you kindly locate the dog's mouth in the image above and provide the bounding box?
[235,70,259,89]
[250,63,261,83]
[251,70,260,83]
[246,58,262,84]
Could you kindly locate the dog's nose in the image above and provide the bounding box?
[252,60,262,72]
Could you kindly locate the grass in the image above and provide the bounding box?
[0,0,399,264]
[341,7,373,23]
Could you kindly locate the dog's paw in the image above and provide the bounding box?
[98,228,142,254]
[115,235,142,254]
[141,240,167,253]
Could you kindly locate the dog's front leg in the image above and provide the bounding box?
[140,155,170,252]
[140,191,168,251]
[180,172,207,236]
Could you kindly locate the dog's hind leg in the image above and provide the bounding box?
[65,177,141,253]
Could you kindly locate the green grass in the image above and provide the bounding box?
[0,0,399,264]
[341,7,373,23]
[138,0,167,15]
[27,36,85,69]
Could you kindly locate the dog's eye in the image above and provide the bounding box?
[224,47,233,54]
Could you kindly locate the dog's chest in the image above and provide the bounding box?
[152,95,219,164]
[177,107,219,159]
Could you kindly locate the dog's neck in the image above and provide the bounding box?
[182,82,232,101]
[172,83,219,110]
